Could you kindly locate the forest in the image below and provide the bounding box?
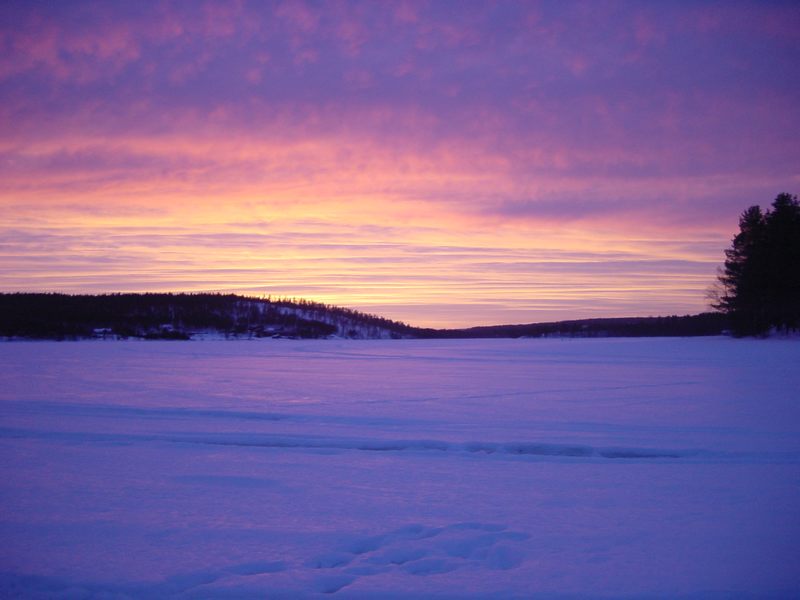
[0,293,415,340]
[0,292,727,340]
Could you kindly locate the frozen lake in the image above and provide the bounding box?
[1,337,799,598]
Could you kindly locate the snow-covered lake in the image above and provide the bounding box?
[1,338,799,598]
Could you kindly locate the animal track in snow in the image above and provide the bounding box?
[309,522,529,593]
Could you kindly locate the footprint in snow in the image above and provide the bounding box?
[308,522,529,592]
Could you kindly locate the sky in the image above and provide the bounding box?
[1,1,798,328]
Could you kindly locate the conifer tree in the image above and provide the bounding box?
[716,193,800,335]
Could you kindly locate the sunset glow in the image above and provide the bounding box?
[2,1,798,327]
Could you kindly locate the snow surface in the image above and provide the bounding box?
[1,337,799,598]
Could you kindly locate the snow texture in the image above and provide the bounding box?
[1,337,799,598]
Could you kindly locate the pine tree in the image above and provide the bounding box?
[716,194,800,335]
[763,193,800,331]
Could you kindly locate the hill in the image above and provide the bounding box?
[0,293,415,340]
[0,293,728,340]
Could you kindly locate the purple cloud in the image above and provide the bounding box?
[0,0,798,325]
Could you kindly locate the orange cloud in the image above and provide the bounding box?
[1,0,796,326]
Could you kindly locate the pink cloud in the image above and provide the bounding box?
[633,13,666,47]
[331,3,370,57]
[0,1,256,83]
[1,0,797,324]
[275,0,319,34]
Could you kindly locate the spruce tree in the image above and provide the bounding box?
[763,193,800,331]
[716,193,800,335]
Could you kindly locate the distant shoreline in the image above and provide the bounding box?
[1,292,729,341]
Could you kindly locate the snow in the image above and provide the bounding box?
[1,337,799,598]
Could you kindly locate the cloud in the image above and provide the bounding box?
[0,0,798,325]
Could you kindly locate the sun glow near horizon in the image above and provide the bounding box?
[1,1,797,327]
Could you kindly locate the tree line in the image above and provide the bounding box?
[1,292,731,341]
[0,293,412,340]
